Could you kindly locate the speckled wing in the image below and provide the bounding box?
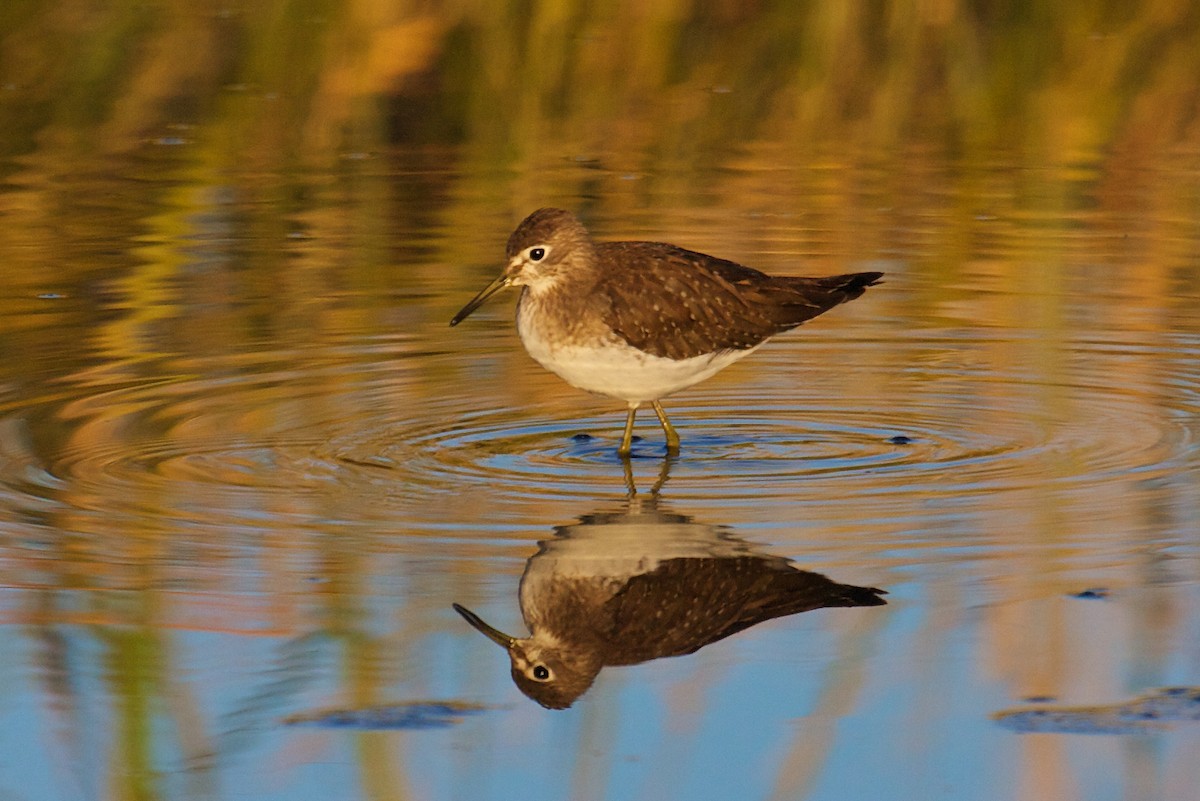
[596,556,887,665]
[598,242,882,360]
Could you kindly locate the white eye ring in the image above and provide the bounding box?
[525,245,551,263]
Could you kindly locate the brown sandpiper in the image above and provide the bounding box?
[452,491,887,709]
[450,208,882,456]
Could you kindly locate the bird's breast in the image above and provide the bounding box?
[515,297,758,403]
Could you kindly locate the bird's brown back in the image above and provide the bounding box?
[597,241,882,360]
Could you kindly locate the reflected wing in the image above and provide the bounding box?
[598,556,886,664]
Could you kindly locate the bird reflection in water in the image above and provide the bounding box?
[453,463,887,709]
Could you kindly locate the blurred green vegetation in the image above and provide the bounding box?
[1,8,1197,798]
[2,0,1197,170]
[2,0,1198,468]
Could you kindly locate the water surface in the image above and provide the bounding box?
[2,3,1200,800]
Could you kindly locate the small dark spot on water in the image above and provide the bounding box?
[993,686,1200,734]
[888,435,914,445]
[37,293,65,300]
[1072,587,1109,599]
[571,433,593,442]
[284,701,490,730]
[1023,695,1057,703]
[336,455,397,470]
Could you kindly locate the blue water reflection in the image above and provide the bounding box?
[3,1,1200,799]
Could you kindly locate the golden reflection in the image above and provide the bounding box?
[0,3,1196,800]
[453,471,887,709]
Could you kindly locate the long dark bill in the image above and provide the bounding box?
[452,603,516,649]
[449,273,511,326]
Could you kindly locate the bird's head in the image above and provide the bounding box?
[452,602,600,709]
[450,208,596,326]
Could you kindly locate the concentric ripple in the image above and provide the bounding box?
[1,331,1197,534]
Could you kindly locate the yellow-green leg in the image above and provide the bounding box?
[651,401,680,455]
[624,451,674,498]
[621,453,637,497]
[618,405,638,456]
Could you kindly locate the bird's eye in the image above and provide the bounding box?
[528,246,546,262]
[532,665,551,681]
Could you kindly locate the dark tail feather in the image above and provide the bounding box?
[772,270,883,327]
[755,572,889,620]
[816,271,884,300]
[825,583,888,608]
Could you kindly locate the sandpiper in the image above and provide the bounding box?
[452,493,886,709]
[450,208,882,456]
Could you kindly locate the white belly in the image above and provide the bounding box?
[517,311,758,404]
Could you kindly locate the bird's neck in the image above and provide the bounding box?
[516,258,607,344]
